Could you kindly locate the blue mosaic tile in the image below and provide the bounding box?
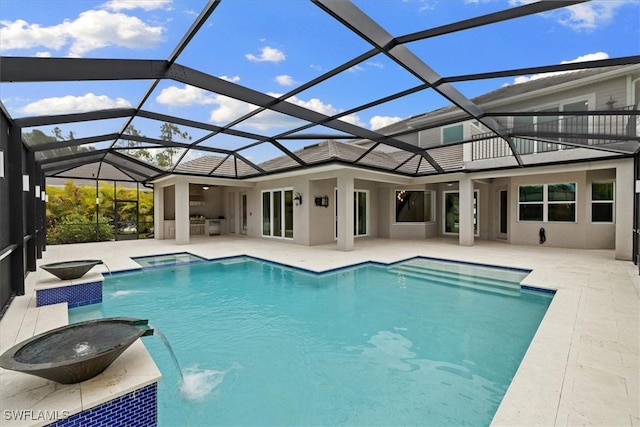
[46,383,157,427]
[36,281,102,307]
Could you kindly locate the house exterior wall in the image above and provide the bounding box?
[507,170,591,248]
[309,178,336,245]
[483,73,633,115]
[504,168,621,250]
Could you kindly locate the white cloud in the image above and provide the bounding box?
[205,91,365,130]
[0,19,68,51]
[66,10,164,56]
[509,0,633,31]
[219,75,241,83]
[103,0,172,11]
[209,96,257,125]
[0,10,164,56]
[510,52,609,85]
[35,51,52,57]
[156,85,217,107]
[275,75,297,86]
[19,93,132,115]
[348,65,364,73]
[156,83,367,131]
[370,116,404,130]
[366,62,384,69]
[279,94,366,128]
[245,46,286,63]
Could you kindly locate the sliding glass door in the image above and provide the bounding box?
[334,189,369,239]
[443,190,479,235]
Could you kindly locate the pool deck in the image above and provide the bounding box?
[1,236,638,426]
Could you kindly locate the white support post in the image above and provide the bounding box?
[615,159,634,260]
[175,181,190,245]
[154,184,164,240]
[337,173,354,251]
[458,176,474,247]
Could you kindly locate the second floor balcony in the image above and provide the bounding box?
[470,106,639,162]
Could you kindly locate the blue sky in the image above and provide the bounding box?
[1,0,639,163]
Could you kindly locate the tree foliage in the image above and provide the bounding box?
[46,180,154,245]
[121,122,192,168]
[23,128,93,160]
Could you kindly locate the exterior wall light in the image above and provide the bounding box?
[314,195,329,208]
[294,192,302,205]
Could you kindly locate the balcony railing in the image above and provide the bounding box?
[471,107,638,161]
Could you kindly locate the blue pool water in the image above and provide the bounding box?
[70,257,552,426]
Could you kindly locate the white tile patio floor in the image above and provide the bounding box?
[2,236,639,426]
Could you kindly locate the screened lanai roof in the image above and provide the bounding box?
[1,0,639,182]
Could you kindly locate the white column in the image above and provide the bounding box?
[458,176,474,247]
[615,159,633,260]
[337,173,354,251]
[153,184,164,240]
[175,180,190,245]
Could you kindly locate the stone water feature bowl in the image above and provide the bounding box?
[0,318,153,384]
[40,259,103,280]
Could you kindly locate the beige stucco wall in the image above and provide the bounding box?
[308,178,337,245]
[506,169,617,249]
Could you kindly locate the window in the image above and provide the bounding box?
[547,183,576,222]
[592,182,614,223]
[442,124,463,144]
[518,183,576,222]
[395,190,434,223]
[262,189,293,238]
[518,185,543,221]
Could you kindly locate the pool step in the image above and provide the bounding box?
[216,257,249,266]
[389,262,523,297]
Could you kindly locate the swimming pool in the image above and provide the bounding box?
[70,256,552,426]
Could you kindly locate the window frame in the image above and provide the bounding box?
[394,189,434,224]
[261,187,294,239]
[591,181,615,224]
[517,182,577,223]
[441,123,464,145]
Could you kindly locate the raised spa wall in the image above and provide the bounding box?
[0,269,162,427]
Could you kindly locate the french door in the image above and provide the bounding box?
[262,189,293,239]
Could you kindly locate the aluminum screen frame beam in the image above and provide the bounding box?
[313,0,530,166]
